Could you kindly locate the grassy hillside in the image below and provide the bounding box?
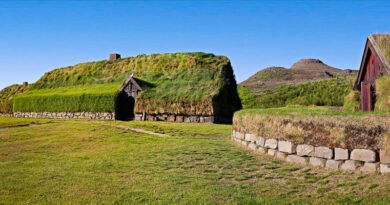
[239,76,354,109]
[13,52,241,116]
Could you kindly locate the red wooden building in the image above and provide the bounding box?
[354,34,390,111]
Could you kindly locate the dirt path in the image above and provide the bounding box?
[0,124,32,129]
[115,124,170,137]
[92,121,170,137]
[0,121,50,129]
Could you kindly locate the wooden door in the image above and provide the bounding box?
[361,82,372,111]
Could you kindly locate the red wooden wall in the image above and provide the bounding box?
[362,52,385,83]
[360,50,385,111]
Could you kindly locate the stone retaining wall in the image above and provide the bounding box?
[1,112,227,123]
[232,130,390,174]
[134,113,231,123]
[11,112,115,120]
[0,113,13,117]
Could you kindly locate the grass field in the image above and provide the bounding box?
[1,117,390,204]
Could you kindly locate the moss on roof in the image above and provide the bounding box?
[373,34,390,65]
[13,52,241,116]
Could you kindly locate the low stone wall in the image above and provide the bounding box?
[134,113,219,123]
[3,112,230,123]
[12,112,115,120]
[232,130,390,174]
[0,113,13,117]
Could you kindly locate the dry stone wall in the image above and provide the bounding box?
[12,112,115,120]
[134,113,222,123]
[232,129,390,174]
[0,113,14,117]
[2,112,220,123]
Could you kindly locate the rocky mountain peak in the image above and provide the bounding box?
[291,59,325,69]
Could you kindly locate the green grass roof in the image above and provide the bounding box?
[13,52,241,116]
[20,83,121,97]
[373,34,390,65]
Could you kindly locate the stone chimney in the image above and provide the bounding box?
[109,53,121,61]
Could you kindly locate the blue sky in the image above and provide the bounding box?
[0,1,389,89]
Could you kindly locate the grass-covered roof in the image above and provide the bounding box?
[13,52,241,116]
[373,34,390,65]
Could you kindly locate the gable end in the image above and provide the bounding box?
[354,35,390,90]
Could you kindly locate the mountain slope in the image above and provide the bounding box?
[238,59,358,108]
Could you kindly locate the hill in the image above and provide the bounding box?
[238,59,358,108]
[240,59,356,94]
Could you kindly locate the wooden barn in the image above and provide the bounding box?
[354,34,390,111]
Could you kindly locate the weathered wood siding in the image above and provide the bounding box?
[362,51,386,83]
[358,40,388,111]
[361,82,372,111]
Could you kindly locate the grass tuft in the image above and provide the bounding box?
[375,75,390,111]
[343,90,361,112]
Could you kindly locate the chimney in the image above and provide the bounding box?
[109,53,121,61]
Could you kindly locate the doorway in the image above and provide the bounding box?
[361,82,373,111]
[115,91,135,121]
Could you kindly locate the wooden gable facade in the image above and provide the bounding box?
[354,35,390,111]
[115,74,142,121]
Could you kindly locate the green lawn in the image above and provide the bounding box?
[1,117,390,204]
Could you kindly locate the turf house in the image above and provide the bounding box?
[354,34,390,111]
[2,52,242,123]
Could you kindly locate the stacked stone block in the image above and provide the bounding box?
[0,113,14,117]
[134,113,215,123]
[12,112,115,120]
[8,112,218,123]
[232,129,390,174]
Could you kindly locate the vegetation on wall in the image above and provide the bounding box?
[239,77,354,109]
[233,107,390,150]
[343,90,361,112]
[0,83,30,113]
[14,83,120,112]
[375,75,390,111]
